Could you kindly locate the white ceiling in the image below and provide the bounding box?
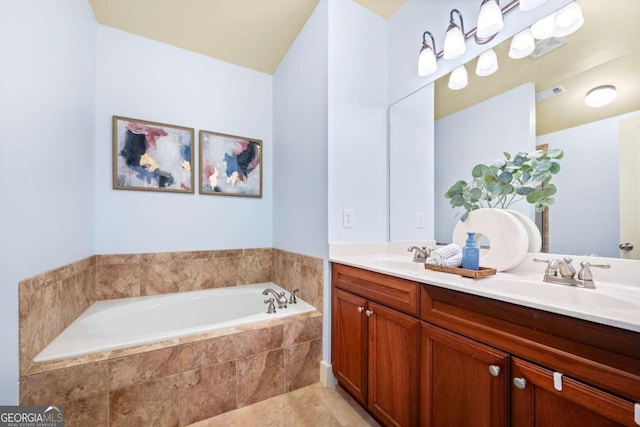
[89,0,405,75]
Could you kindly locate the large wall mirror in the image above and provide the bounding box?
[389,0,640,259]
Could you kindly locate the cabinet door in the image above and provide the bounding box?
[368,301,420,427]
[421,323,510,427]
[332,288,368,404]
[511,357,637,427]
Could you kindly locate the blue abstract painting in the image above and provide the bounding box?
[113,116,194,193]
[199,130,262,197]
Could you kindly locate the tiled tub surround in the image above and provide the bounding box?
[19,248,324,426]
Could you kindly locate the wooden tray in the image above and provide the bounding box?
[424,264,497,278]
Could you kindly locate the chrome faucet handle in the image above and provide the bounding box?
[533,257,558,276]
[264,298,276,314]
[578,261,611,280]
[289,288,300,304]
[558,257,577,278]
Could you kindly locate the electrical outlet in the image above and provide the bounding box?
[343,209,354,228]
[416,212,425,229]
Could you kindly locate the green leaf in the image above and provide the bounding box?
[528,150,544,159]
[542,184,557,196]
[503,152,512,161]
[516,187,535,195]
[469,188,483,202]
[536,160,552,172]
[527,191,544,203]
[451,194,465,207]
[522,171,531,182]
[461,211,469,221]
[498,171,513,183]
[513,155,526,167]
[472,164,488,178]
[548,148,564,159]
[549,162,561,174]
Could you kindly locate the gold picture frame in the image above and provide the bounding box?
[199,130,263,198]
[112,116,194,193]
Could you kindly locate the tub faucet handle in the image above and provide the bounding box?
[264,298,276,314]
[289,288,300,304]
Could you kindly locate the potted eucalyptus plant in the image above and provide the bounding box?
[445,148,564,221]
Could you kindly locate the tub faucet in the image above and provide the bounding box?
[262,288,288,309]
[264,298,276,313]
[289,288,300,304]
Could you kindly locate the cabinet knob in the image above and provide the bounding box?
[357,306,364,313]
[365,310,373,317]
[488,365,501,376]
[513,377,527,390]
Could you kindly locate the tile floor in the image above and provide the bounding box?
[188,382,380,427]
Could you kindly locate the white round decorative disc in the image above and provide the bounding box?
[452,208,529,271]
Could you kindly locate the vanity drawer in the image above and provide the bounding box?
[331,263,419,316]
[420,283,640,403]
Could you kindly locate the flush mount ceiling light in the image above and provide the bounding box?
[443,9,466,60]
[519,0,548,11]
[509,28,535,59]
[585,85,617,107]
[531,13,555,39]
[418,31,438,76]
[476,0,504,42]
[476,49,498,76]
[553,1,584,37]
[448,65,468,90]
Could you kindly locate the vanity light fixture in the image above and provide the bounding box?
[552,1,584,37]
[443,9,466,60]
[448,65,468,90]
[585,85,617,108]
[418,31,438,76]
[509,28,535,59]
[519,0,548,12]
[476,48,498,76]
[531,13,555,39]
[476,0,504,42]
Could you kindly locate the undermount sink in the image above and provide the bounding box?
[478,277,639,311]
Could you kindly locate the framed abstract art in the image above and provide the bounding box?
[199,130,263,198]
[112,116,194,193]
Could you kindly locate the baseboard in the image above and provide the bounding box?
[320,360,337,387]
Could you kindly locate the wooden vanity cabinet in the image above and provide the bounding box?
[420,323,510,427]
[511,358,637,427]
[332,264,640,426]
[332,264,420,427]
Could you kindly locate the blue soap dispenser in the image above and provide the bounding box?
[462,232,480,270]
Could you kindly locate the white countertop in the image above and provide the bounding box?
[329,243,640,334]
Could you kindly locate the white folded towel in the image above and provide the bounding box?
[426,253,463,267]
[430,243,461,261]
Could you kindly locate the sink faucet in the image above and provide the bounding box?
[407,246,429,263]
[262,288,288,308]
[533,257,610,289]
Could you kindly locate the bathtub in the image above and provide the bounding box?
[34,282,316,363]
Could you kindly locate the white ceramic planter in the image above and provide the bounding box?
[452,208,529,271]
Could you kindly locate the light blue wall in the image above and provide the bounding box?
[273,1,328,260]
[328,0,389,244]
[0,0,97,403]
[94,26,274,254]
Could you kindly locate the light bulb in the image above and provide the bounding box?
[585,85,616,107]
[448,65,468,90]
[553,2,584,37]
[519,0,547,11]
[531,13,555,40]
[477,0,504,40]
[509,28,535,59]
[418,46,437,76]
[476,49,498,76]
[444,25,466,60]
